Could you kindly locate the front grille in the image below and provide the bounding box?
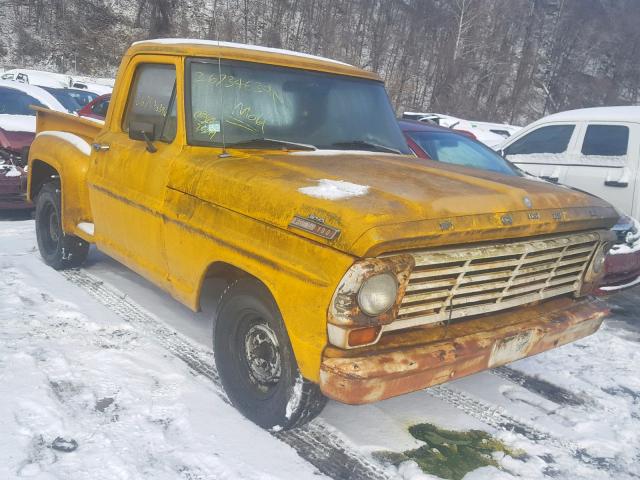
[388,231,600,331]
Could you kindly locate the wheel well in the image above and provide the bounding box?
[30,160,59,198]
[198,261,267,313]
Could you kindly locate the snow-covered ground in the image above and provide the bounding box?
[1,215,639,480]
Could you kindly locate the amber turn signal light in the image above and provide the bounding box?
[348,326,382,347]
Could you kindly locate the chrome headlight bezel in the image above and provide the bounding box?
[327,255,414,348]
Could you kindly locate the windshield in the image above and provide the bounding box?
[66,89,97,107]
[407,130,518,176]
[0,87,45,115]
[187,59,410,153]
[42,87,81,113]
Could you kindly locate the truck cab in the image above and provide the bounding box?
[28,40,618,430]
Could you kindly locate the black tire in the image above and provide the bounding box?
[35,182,89,270]
[214,278,327,430]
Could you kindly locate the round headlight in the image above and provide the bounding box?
[591,247,606,274]
[357,273,398,316]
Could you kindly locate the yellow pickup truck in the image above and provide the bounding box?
[28,39,618,430]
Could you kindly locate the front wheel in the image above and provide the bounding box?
[214,278,327,429]
[35,182,89,270]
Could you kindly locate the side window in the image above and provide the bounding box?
[581,125,629,156]
[92,98,110,117]
[122,64,177,143]
[505,125,575,156]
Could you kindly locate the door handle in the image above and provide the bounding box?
[604,180,628,188]
[540,175,559,183]
[92,143,110,152]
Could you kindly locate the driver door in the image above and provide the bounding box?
[88,57,182,287]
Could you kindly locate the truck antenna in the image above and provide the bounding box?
[212,7,230,158]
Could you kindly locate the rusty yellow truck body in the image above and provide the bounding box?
[27,40,618,429]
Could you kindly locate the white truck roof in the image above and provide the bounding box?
[538,106,640,123]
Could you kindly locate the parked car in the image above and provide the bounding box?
[0,81,66,209]
[28,39,617,430]
[40,86,82,113]
[1,69,72,88]
[64,88,98,107]
[78,93,110,120]
[70,80,113,96]
[403,112,520,148]
[498,106,640,218]
[400,119,519,176]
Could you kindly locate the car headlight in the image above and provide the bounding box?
[591,246,606,275]
[579,240,612,295]
[357,273,398,316]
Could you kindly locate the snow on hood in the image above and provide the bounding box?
[298,179,369,200]
[0,114,36,133]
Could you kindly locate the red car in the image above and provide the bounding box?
[0,127,32,209]
[0,81,66,210]
[596,216,640,293]
[78,93,110,120]
[399,119,640,292]
[399,118,518,175]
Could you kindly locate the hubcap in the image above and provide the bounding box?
[243,323,281,389]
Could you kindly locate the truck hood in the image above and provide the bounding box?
[169,150,618,257]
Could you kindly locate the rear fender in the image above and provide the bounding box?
[28,135,93,237]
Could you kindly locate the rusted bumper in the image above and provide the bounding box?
[320,296,607,404]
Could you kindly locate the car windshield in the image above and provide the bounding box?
[66,89,97,107]
[187,59,410,153]
[0,87,45,115]
[407,130,518,176]
[42,87,81,113]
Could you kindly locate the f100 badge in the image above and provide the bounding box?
[289,215,340,240]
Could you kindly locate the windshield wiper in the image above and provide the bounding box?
[331,140,401,154]
[226,138,317,151]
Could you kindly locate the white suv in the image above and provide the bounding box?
[499,106,640,217]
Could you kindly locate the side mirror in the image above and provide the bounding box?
[129,121,157,153]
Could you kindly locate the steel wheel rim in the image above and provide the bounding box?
[39,201,59,255]
[242,322,282,392]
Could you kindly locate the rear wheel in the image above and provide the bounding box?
[214,278,327,430]
[35,182,89,270]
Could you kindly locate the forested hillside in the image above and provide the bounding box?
[1,0,638,124]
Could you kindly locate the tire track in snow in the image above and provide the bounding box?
[426,385,626,475]
[490,366,587,407]
[60,269,391,480]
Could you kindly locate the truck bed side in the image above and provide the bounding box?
[28,107,103,240]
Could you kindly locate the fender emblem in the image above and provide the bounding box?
[501,214,513,226]
[289,215,340,240]
[439,220,454,231]
[527,211,540,220]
